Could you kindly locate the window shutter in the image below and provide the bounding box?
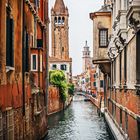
[25,33,29,72]
[6,15,11,66]
[10,18,14,67]
[6,17,14,67]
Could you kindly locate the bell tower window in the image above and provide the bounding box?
[54,17,57,24]
[58,17,61,24]
[62,17,65,24]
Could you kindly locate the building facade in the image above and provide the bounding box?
[0,0,49,139]
[90,0,140,139]
[49,0,72,82]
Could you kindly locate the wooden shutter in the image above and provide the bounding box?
[25,33,29,72]
[6,15,10,66]
[10,18,14,67]
[6,17,14,67]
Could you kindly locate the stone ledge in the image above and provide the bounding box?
[105,112,125,140]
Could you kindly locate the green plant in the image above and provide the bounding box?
[68,83,75,95]
[49,70,66,86]
[49,70,68,102]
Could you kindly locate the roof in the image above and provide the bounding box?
[53,0,66,13]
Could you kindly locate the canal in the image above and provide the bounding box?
[45,94,113,140]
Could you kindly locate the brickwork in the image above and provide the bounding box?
[48,86,72,115]
[0,0,49,139]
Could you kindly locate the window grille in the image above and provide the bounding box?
[99,29,108,48]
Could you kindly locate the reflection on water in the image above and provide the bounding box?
[45,94,113,140]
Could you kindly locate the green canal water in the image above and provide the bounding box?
[45,94,113,140]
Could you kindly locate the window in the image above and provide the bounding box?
[54,17,57,23]
[58,17,61,24]
[62,17,65,24]
[6,8,14,67]
[25,32,29,72]
[52,64,57,69]
[93,82,96,87]
[99,29,108,47]
[61,64,67,71]
[100,80,104,88]
[31,54,38,71]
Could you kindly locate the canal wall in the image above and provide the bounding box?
[105,111,125,140]
[48,86,73,115]
[86,94,125,139]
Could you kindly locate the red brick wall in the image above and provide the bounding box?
[107,89,140,140]
[48,86,63,115]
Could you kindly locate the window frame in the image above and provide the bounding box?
[31,54,38,71]
[99,28,108,48]
[52,64,57,70]
[100,80,104,88]
[61,64,67,71]
[93,82,96,87]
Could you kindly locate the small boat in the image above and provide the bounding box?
[84,97,90,101]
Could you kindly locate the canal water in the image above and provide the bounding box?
[45,94,113,140]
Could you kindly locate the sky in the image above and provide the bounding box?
[49,0,104,76]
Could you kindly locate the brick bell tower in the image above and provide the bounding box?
[51,0,69,60]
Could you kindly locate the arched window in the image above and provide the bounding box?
[62,17,65,24]
[58,17,61,24]
[54,17,57,23]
